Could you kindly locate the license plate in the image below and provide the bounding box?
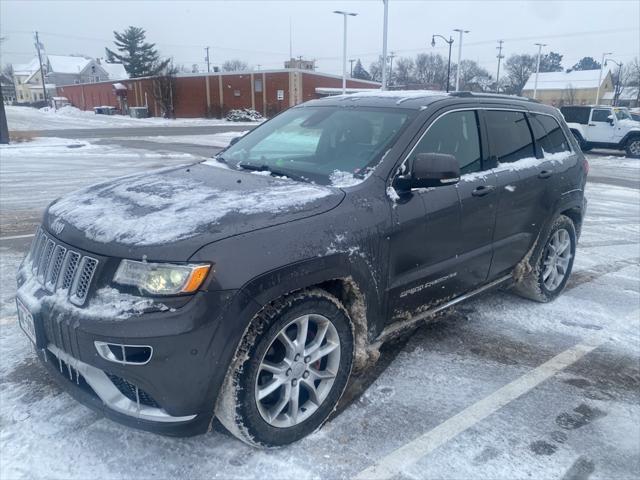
[16,299,36,345]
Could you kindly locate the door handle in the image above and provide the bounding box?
[588,123,596,126]
[471,185,495,197]
[538,170,553,179]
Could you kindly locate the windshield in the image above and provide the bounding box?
[219,106,412,185]
[614,108,631,121]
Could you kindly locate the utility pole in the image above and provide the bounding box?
[349,59,355,77]
[596,52,612,105]
[289,16,293,61]
[205,46,211,73]
[496,40,504,92]
[381,0,389,90]
[388,51,396,87]
[453,29,469,92]
[533,42,547,99]
[333,10,358,94]
[34,31,48,104]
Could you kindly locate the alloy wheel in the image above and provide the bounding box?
[541,228,572,291]
[255,314,341,428]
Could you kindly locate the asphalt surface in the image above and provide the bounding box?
[0,136,638,479]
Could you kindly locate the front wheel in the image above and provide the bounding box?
[514,215,577,302]
[216,289,354,447]
[625,137,640,158]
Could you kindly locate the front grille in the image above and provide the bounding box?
[28,227,98,306]
[44,349,96,397]
[106,373,161,408]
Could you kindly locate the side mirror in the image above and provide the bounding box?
[394,153,461,192]
[229,136,241,146]
[607,115,614,125]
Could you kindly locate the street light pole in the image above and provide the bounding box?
[431,34,454,92]
[453,29,469,92]
[533,42,547,100]
[596,52,613,105]
[381,0,389,90]
[334,10,358,94]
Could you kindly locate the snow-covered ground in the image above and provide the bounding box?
[110,131,248,147]
[6,105,259,131]
[0,141,638,479]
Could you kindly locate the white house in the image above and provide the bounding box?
[521,69,614,106]
[13,54,128,104]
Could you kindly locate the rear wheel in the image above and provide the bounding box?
[514,215,576,302]
[216,289,354,447]
[625,137,640,158]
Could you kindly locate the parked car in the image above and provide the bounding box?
[17,91,587,447]
[560,105,640,157]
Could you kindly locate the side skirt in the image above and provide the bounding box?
[370,273,513,348]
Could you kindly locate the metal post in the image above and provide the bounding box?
[453,29,469,92]
[496,40,504,92]
[381,0,389,90]
[533,42,547,99]
[349,59,355,77]
[446,40,452,93]
[596,52,612,105]
[334,10,358,95]
[34,31,48,104]
[205,47,211,73]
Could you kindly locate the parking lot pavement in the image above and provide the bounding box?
[0,143,638,479]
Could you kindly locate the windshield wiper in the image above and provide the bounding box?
[237,162,305,182]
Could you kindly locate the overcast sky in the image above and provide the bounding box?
[1,0,638,76]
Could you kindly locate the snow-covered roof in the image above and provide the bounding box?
[101,62,129,80]
[13,58,40,76]
[523,69,610,91]
[47,55,92,74]
[112,82,127,90]
[315,87,379,95]
[602,86,639,101]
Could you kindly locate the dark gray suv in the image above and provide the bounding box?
[16,91,587,447]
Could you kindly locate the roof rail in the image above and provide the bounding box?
[449,91,540,103]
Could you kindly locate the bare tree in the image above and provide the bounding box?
[152,61,178,118]
[457,59,492,92]
[369,56,385,83]
[561,84,577,106]
[393,57,415,86]
[504,54,536,95]
[222,59,249,72]
[414,53,448,89]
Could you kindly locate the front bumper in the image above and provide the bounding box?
[17,259,263,436]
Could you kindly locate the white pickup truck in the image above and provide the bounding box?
[560,105,640,158]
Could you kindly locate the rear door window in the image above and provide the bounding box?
[410,110,482,175]
[484,110,535,163]
[528,113,571,156]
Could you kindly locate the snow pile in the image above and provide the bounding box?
[225,109,264,122]
[39,105,89,117]
[48,172,332,245]
[386,186,400,202]
[330,170,362,188]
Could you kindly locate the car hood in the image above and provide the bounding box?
[44,163,344,261]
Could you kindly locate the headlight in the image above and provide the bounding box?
[114,260,210,295]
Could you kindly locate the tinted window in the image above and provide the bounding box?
[485,111,535,163]
[411,111,481,175]
[529,113,571,155]
[591,109,611,122]
[560,107,590,124]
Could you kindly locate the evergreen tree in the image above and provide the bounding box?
[571,56,601,71]
[105,26,169,78]
[352,59,371,80]
[539,52,564,72]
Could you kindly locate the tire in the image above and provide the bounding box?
[514,215,577,303]
[625,137,640,158]
[216,289,354,447]
[571,131,591,152]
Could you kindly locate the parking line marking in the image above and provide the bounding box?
[355,335,608,480]
[0,234,35,241]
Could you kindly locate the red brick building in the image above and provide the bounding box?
[56,69,379,118]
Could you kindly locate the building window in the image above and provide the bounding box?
[234,89,241,97]
[39,93,43,100]
[254,78,263,93]
[19,92,23,99]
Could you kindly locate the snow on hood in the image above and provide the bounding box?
[48,167,333,246]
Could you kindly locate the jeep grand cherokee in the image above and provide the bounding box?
[16,91,587,447]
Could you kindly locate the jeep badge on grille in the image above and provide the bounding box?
[50,218,65,235]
